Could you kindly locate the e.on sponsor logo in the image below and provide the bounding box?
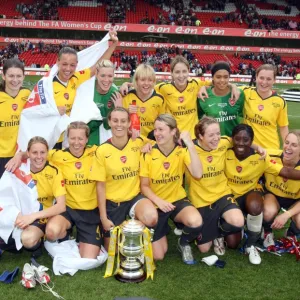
[103,23,127,31]
[244,30,267,37]
[147,25,171,33]
[120,42,135,47]
[202,28,225,36]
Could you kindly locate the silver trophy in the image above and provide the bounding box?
[115,218,147,283]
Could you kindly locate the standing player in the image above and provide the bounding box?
[90,107,158,250]
[187,117,244,256]
[263,130,300,246]
[87,60,122,146]
[122,64,165,139]
[0,58,30,178]
[140,114,203,264]
[197,61,245,136]
[53,31,119,149]
[120,56,240,138]
[242,64,288,149]
[225,124,300,264]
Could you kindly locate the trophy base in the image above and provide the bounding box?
[115,272,146,283]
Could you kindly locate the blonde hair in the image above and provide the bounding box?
[194,116,219,138]
[155,114,180,143]
[287,130,300,145]
[67,121,90,138]
[170,55,190,73]
[96,59,114,72]
[27,136,49,151]
[132,64,156,90]
[256,64,277,79]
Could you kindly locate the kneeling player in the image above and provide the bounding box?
[187,117,244,257]
[263,130,300,246]
[140,114,203,264]
[225,125,300,264]
[90,108,158,250]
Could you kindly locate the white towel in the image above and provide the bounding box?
[0,160,40,250]
[44,240,108,276]
[17,34,110,151]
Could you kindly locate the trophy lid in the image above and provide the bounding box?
[120,218,145,235]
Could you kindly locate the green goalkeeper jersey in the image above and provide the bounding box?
[87,83,118,146]
[197,88,244,136]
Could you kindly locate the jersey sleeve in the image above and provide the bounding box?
[264,155,283,176]
[122,94,131,109]
[89,147,106,181]
[76,68,91,86]
[183,148,192,167]
[197,99,205,119]
[52,168,66,198]
[277,99,289,127]
[139,153,150,178]
[47,149,57,163]
[195,78,211,87]
[237,89,245,118]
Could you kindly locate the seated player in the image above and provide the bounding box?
[263,130,300,246]
[140,114,203,264]
[2,137,66,255]
[89,107,158,250]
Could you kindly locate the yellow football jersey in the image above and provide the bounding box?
[242,87,288,149]
[0,88,30,157]
[31,163,66,210]
[225,149,282,197]
[123,89,165,138]
[48,145,97,210]
[187,137,232,208]
[156,79,210,138]
[89,138,144,203]
[140,144,190,203]
[53,68,91,142]
[265,149,300,200]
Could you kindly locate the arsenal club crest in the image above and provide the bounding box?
[258,105,264,111]
[61,180,65,187]
[207,156,213,163]
[236,166,242,173]
[75,162,82,169]
[107,100,113,108]
[178,97,184,103]
[64,93,69,100]
[163,162,170,170]
[12,104,18,111]
[140,107,146,113]
[120,156,127,163]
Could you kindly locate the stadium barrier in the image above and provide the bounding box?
[1,37,300,54]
